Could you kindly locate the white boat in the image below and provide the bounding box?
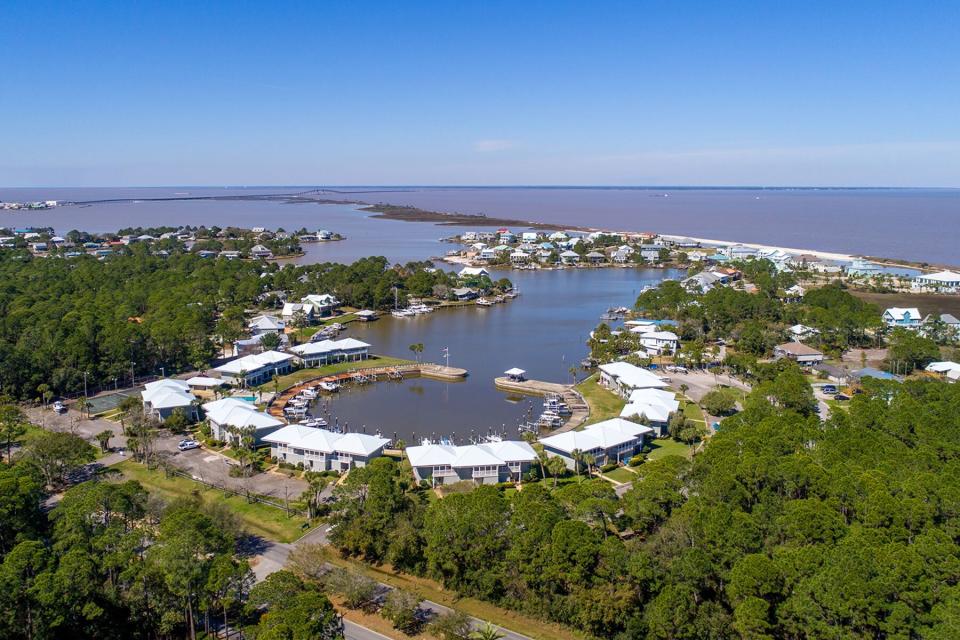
[319,381,340,392]
[298,417,329,428]
[391,309,412,318]
[475,297,494,307]
[299,388,318,399]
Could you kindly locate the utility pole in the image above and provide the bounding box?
[130,361,136,386]
[83,371,89,398]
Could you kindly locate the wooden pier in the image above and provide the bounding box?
[493,377,589,433]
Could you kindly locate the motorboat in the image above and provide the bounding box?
[318,381,341,392]
[475,297,494,307]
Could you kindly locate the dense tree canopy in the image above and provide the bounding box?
[326,376,960,639]
[0,249,458,399]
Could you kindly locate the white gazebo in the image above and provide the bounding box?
[504,367,527,382]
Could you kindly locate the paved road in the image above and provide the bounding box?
[344,620,392,640]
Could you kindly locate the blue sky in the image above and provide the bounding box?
[2,1,959,187]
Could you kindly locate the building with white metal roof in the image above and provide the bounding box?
[406,439,537,486]
[539,418,654,469]
[264,425,389,472]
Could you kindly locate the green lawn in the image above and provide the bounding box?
[602,466,638,483]
[259,355,415,391]
[576,375,626,425]
[114,460,310,543]
[647,438,694,461]
[681,398,706,422]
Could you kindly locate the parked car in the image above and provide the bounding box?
[52,401,66,414]
[177,439,200,452]
[821,384,838,395]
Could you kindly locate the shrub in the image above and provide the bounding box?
[628,454,646,467]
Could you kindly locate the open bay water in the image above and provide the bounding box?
[3,186,958,263]
[309,267,681,443]
[316,186,960,265]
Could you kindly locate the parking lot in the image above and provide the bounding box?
[665,368,751,403]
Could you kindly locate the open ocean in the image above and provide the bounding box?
[1,186,957,264]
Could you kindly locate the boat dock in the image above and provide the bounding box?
[269,363,467,419]
[493,377,588,433]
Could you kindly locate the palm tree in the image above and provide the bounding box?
[546,456,567,488]
[568,365,578,384]
[408,343,425,363]
[583,452,596,476]
[530,442,547,480]
[571,448,584,482]
[76,396,89,419]
[470,623,504,640]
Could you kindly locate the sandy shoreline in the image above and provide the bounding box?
[657,234,856,262]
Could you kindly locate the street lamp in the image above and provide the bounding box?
[160,366,166,378]
[83,371,89,398]
[130,362,136,386]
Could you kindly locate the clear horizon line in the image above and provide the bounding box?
[3,184,960,191]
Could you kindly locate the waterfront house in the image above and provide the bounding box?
[774,342,824,366]
[265,425,389,472]
[585,251,606,264]
[599,362,669,398]
[250,244,274,259]
[619,388,680,437]
[612,245,635,263]
[281,302,315,324]
[478,248,497,261]
[499,232,517,244]
[559,250,580,265]
[548,231,569,242]
[202,398,284,444]
[789,324,820,341]
[640,245,666,262]
[289,338,370,367]
[521,232,539,243]
[213,350,294,387]
[451,287,478,301]
[638,330,680,355]
[219,250,242,260]
[458,266,489,279]
[141,379,199,422]
[510,250,530,264]
[248,315,285,335]
[301,294,340,317]
[539,418,654,469]
[912,270,960,293]
[406,440,537,486]
[882,307,922,330]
